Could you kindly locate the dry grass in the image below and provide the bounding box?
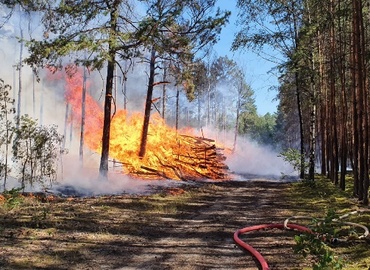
[0,178,369,269]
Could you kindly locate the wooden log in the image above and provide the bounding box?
[124,133,230,181]
[140,166,169,179]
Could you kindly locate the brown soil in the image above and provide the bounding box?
[0,179,312,270]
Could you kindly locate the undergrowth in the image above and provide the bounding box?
[288,177,370,269]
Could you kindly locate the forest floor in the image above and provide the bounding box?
[0,177,369,270]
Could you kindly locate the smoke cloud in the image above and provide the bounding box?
[200,127,296,180]
[56,154,185,196]
[226,140,296,179]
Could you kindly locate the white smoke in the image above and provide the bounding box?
[200,127,297,180]
[227,140,296,177]
[54,154,186,196]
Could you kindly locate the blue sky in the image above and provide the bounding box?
[213,0,280,116]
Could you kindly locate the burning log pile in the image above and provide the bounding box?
[121,134,230,181]
[59,68,229,181]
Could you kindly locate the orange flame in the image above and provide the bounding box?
[59,68,228,180]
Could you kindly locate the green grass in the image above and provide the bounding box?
[286,176,370,269]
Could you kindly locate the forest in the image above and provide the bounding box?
[1,1,370,269]
[234,0,370,206]
[0,0,369,202]
[0,0,369,204]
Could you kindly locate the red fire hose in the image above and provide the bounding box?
[234,212,370,269]
[233,223,312,270]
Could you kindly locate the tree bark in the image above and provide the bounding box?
[351,0,366,201]
[233,82,242,153]
[355,0,369,204]
[329,17,339,185]
[308,93,316,181]
[295,71,305,179]
[162,63,167,119]
[16,26,23,129]
[79,67,87,164]
[63,103,69,150]
[338,0,348,190]
[99,57,115,177]
[139,48,156,158]
[318,31,327,177]
[99,0,119,177]
[175,85,180,131]
[197,95,201,129]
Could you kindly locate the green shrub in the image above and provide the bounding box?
[294,209,344,269]
[2,187,24,209]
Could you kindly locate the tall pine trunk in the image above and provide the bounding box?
[99,0,119,177]
[175,86,180,131]
[305,1,317,182]
[330,14,339,185]
[352,0,361,199]
[355,0,369,204]
[139,48,156,158]
[233,94,241,153]
[162,63,167,119]
[16,27,23,129]
[308,92,317,181]
[338,1,348,190]
[79,67,87,164]
[295,72,305,179]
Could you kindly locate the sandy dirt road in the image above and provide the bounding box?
[1,180,310,270]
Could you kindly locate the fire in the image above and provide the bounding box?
[59,68,228,180]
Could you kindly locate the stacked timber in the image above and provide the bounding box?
[126,134,230,181]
